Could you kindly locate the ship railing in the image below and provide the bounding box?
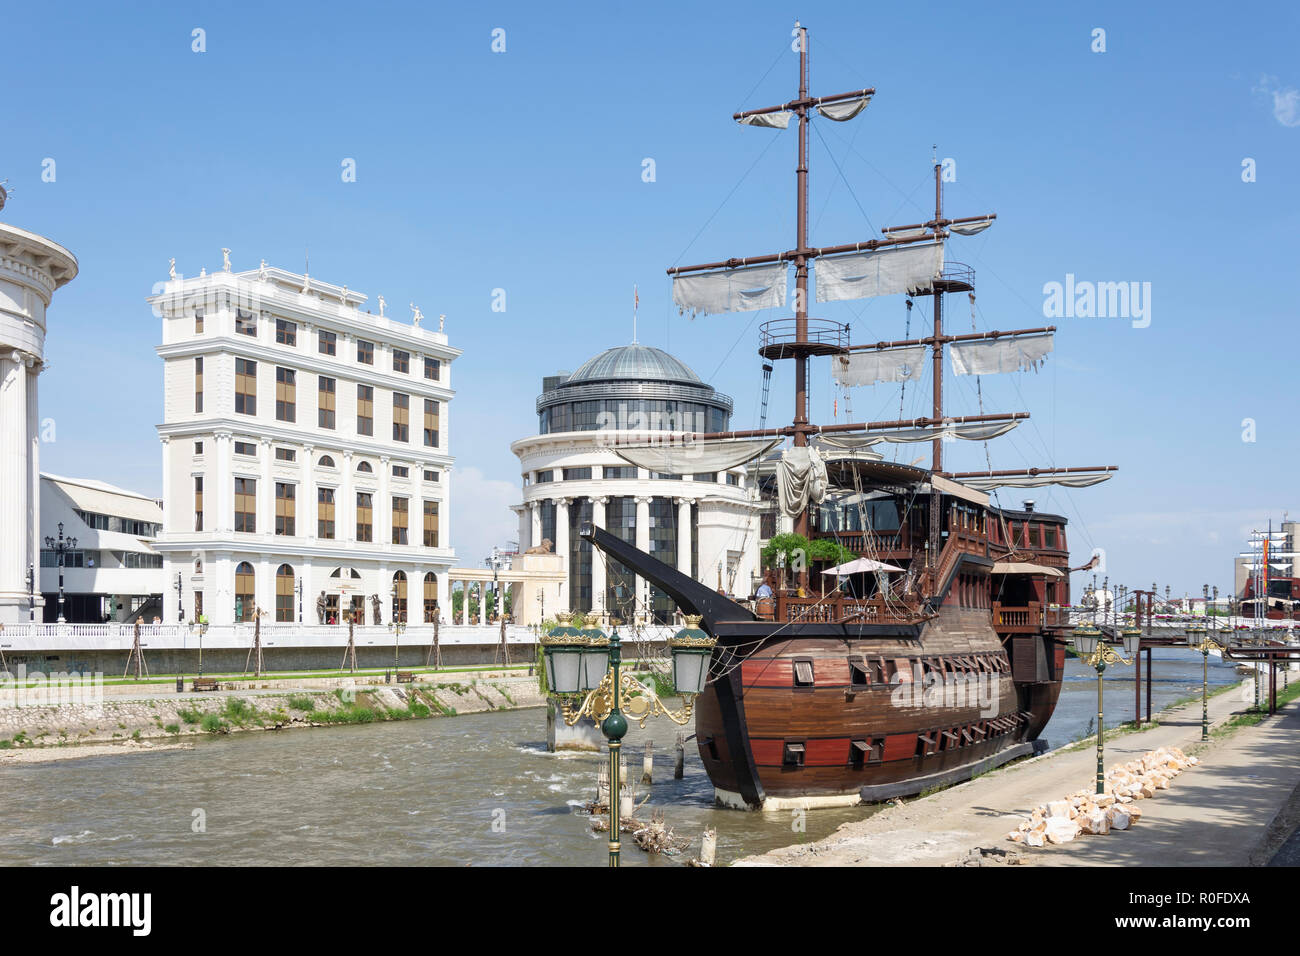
[993,602,1043,634]
[778,593,926,625]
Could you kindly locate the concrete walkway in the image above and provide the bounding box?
[736,682,1292,867]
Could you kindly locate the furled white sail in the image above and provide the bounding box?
[948,218,994,236]
[832,346,926,386]
[777,446,828,518]
[950,333,1054,375]
[815,242,944,303]
[958,472,1113,491]
[817,420,1021,448]
[611,437,781,475]
[738,111,793,129]
[882,227,929,240]
[672,261,788,316]
[816,95,872,121]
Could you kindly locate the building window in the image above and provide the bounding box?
[275,367,296,422]
[275,482,296,535]
[318,376,336,429]
[693,472,717,483]
[275,564,295,622]
[423,469,439,483]
[393,392,410,442]
[392,349,409,374]
[603,466,636,479]
[319,454,336,468]
[390,570,408,623]
[318,329,337,356]
[195,309,204,334]
[194,590,204,622]
[424,357,440,381]
[234,477,256,532]
[235,358,257,415]
[235,562,255,621]
[275,318,297,346]
[357,460,373,474]
[423,399,439,447]
[356,492,373,542]
[235,309,257,337]
[357,384,373,436]
[274,447,296,462]
[651,472,683,481]
[392,465,409,479]
[194,477,203,532]
[647,498,678,623]
[194,357,203,413]
[534,470,553,483]
[423,500,439,547]
[726,472,740,486]
[563,467,592,481]
[318,487,335,539]
[194,441,203,455]
[357,339,374,365]
[423,572,438,622]
[392,496,409,544]
[234,440,257,457]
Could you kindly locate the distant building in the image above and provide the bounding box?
[1234,520,1297,599]
[149,261,459,627]
[39,474,164,623]
[0,218,77,624]
[510,344,760,624]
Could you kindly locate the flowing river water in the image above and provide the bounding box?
[0,648,1247,866]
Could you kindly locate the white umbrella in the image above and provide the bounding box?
[821,557,905,575]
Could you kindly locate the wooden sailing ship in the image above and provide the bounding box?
[582,23,1117,810]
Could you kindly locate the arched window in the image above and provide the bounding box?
[423,572,438,622]
[392,570,408,623]
[357,460,373,474]
[319,455,336,468]
[275,564,295,622]
[235,562,255,622]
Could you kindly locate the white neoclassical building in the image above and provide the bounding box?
[149,258,459,627]
[0,207,79,625]
[510,344,761,624]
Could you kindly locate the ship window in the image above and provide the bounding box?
[783,741,806,767]
[942,729,960,750]
[973,723,987,740]
[916,733,938,757]
[850,739,869,770]
[793,659,814,688]
[1043,526,1058,549]
[961,726,975,744]
[849,658,870,687]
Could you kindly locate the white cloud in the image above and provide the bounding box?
[448,466,521,566]
[1254,75,1300,127]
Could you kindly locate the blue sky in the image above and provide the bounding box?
[5,1,1298,596]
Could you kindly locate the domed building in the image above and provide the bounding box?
[511,344,760,624]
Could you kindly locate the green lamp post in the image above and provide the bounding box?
[1073,625,1141,794]
[540,611,714,867]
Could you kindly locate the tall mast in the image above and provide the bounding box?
[929,161,944,565]
[793,23,811,538]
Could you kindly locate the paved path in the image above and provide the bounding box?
[737,683,1292,867]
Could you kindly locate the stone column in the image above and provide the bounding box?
[301,557,313,625]
[259,438,273,538]
[554,497,570,611]
[339,450,354,543]
[531,500,543,550]
[214,431,232,533]
[378,455,391,546]
[0,353,29,615]
[257,554,273,621]
[677,497,692,576]
[478,579,487,626]
[27,359,41,618]
[635,496,652,619]
[160,436,172,533]
[302,443,315,540]
[591,496,607,618]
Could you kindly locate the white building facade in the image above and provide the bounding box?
[511,345,761,624]
[39,474,165,623]
[0,216,78,624]
[150,261,459,628]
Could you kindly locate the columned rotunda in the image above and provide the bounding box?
[0,208,78,624]
[511,344,760,624]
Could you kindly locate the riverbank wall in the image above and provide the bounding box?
[0,673,547,757]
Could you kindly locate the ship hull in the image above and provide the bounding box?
[695,606,1064,810]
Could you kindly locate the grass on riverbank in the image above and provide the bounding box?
[1,662,537,690]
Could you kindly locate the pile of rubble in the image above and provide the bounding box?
[1008,746,1199,848]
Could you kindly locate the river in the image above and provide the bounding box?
[0,648,1248,866]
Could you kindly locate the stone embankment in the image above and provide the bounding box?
[0,674,545,761]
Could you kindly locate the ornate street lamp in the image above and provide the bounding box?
[388,582,405,676]
[1072,624,1136,794]
[43,522,77,624]
[1185,623,1221,741]
[540,611,716,867]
